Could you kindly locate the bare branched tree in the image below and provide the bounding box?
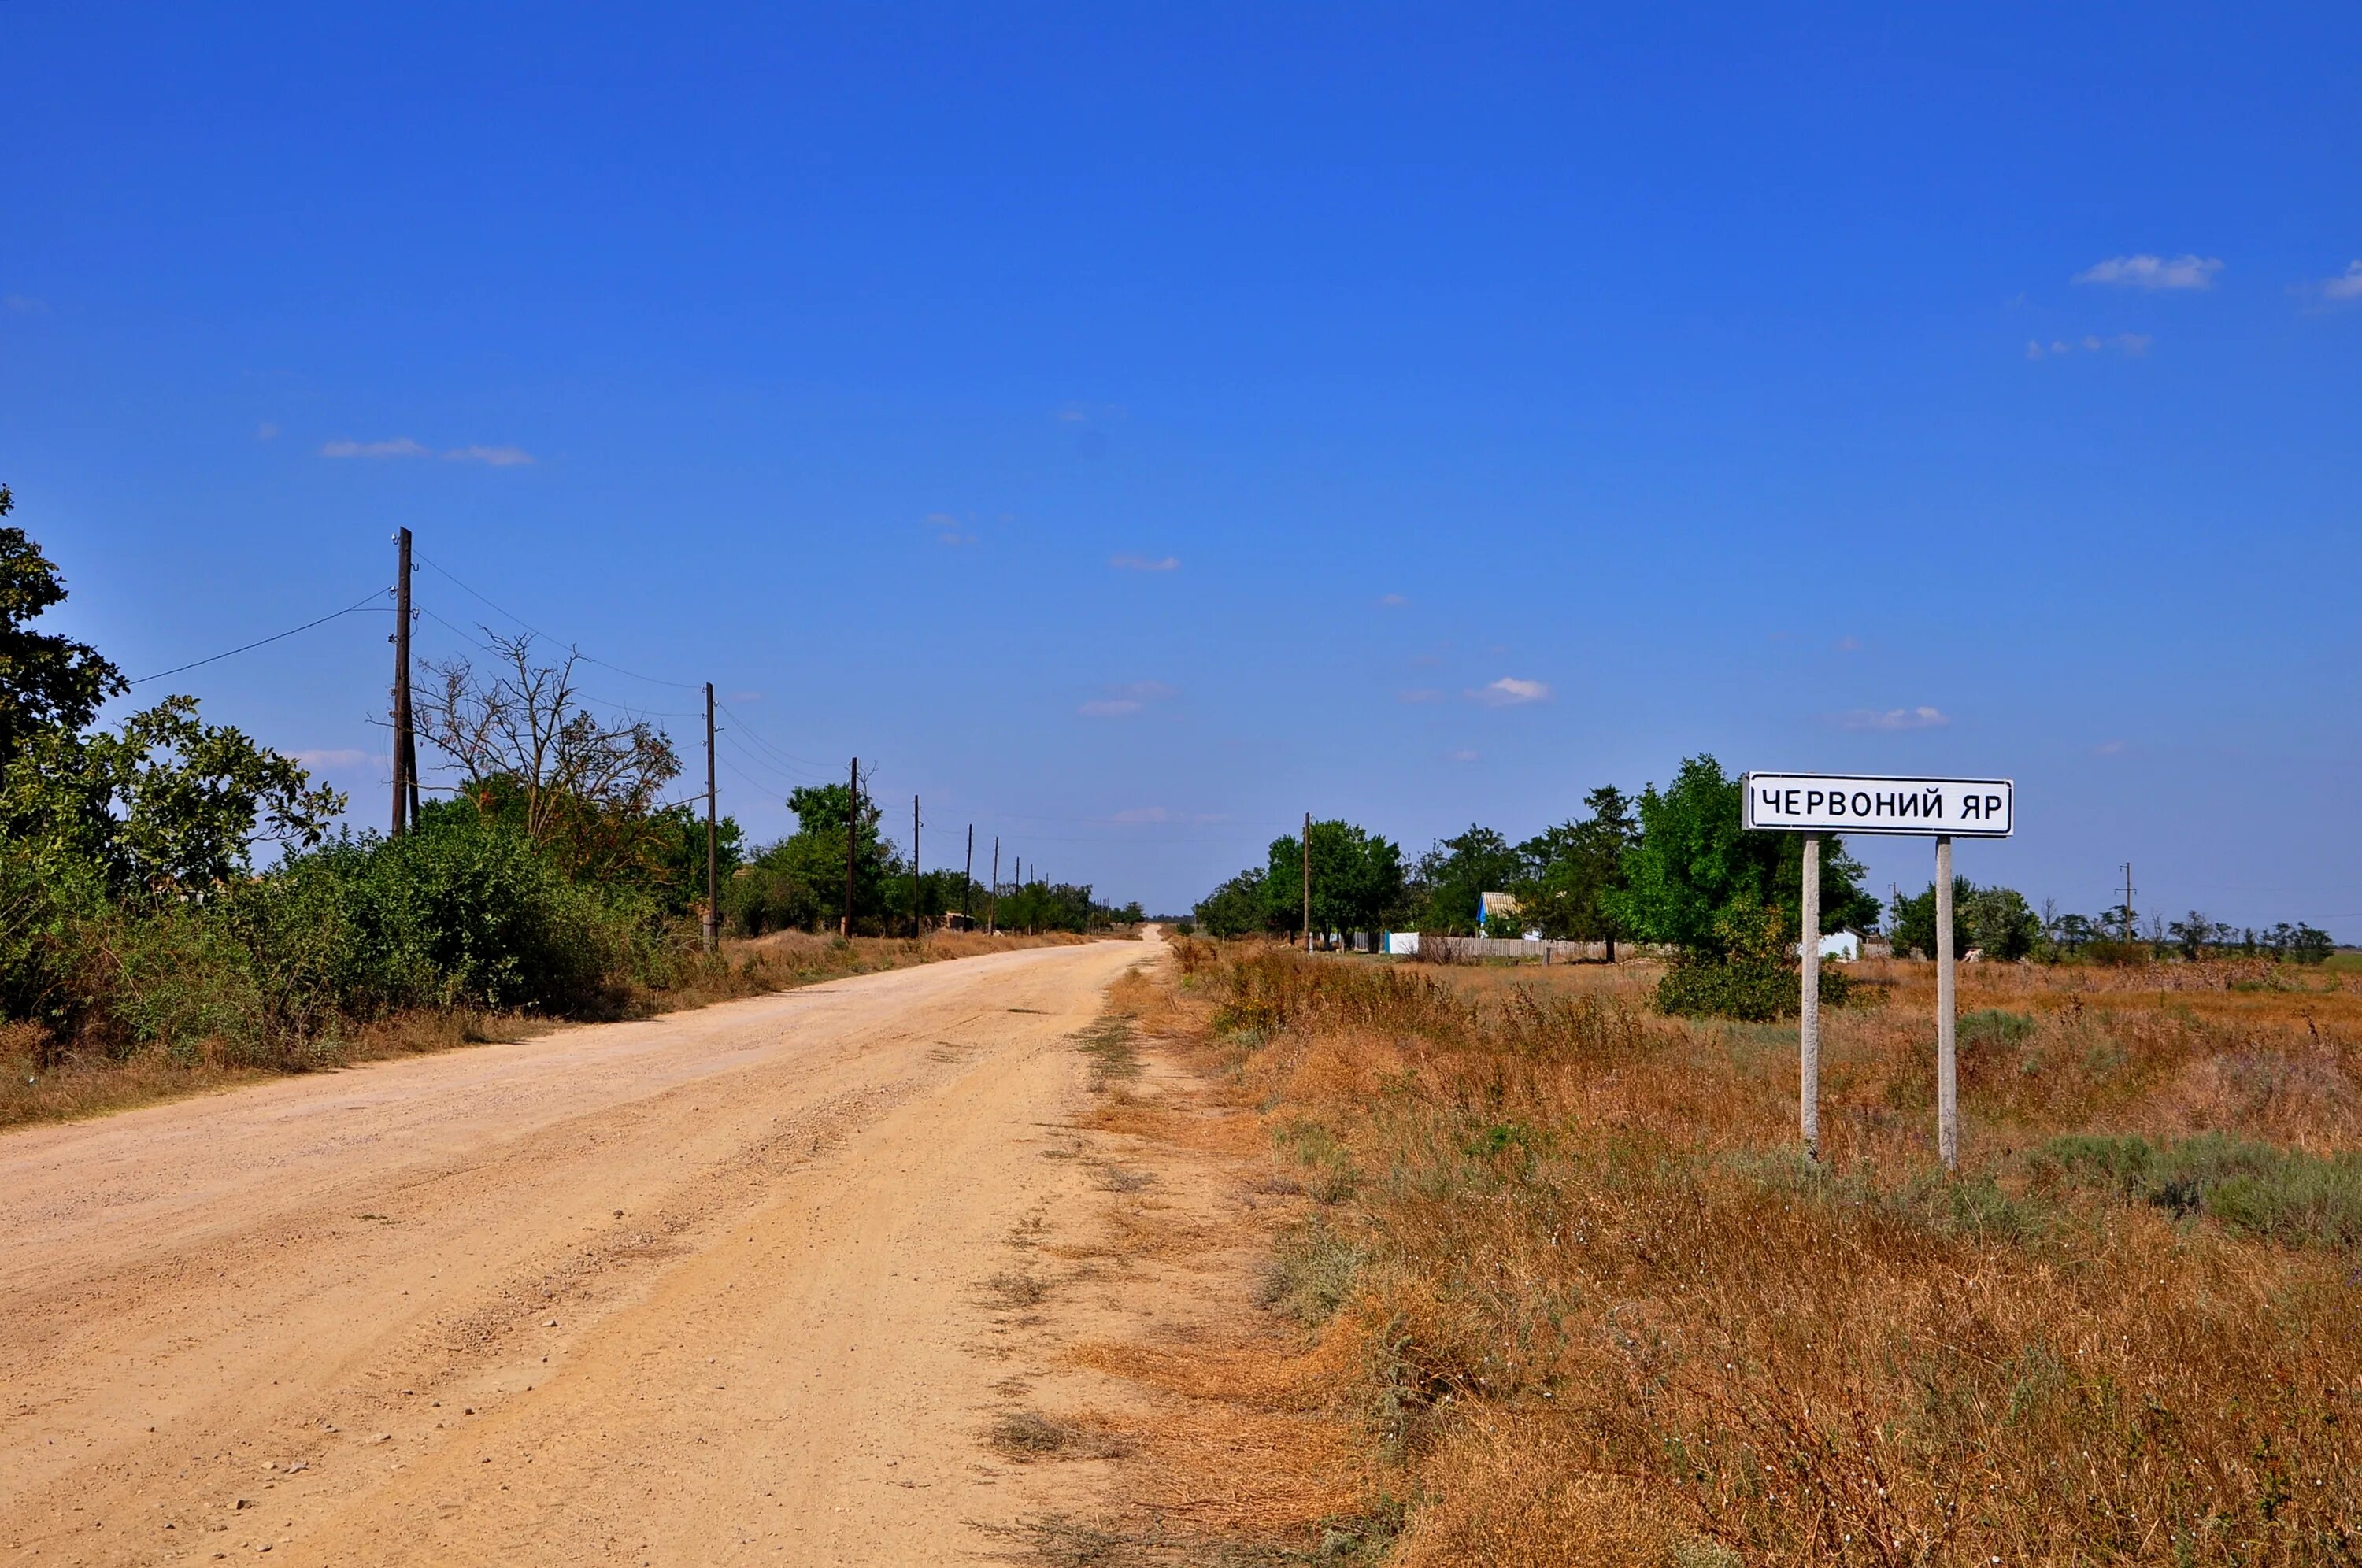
[416,631,680,876]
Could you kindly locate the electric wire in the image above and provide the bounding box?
[413,550,701,691]
[130,591,390,686]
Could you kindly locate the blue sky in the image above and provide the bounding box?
[4,2,2356,927]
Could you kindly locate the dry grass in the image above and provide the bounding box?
[1111,938,2362,1566]
[0,930,1085,1131]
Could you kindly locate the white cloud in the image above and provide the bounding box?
[2074,254,2221,290]
[321,437,431,460]
[1836,635,1861,652]
[2026,333,2151,361]
[1109,553,1179,572]
[926,511,976,545]
[1470,676,1551,707]
[1079,680,1175,719]
[1112,806,1172,823]
[2318,261,2362,302]
[2093,739,2127,756]
[445,443,533,467]
[1837,705,1949,731]
[1378,593,1408,608]
[1448,749,1479,762]
[256,422,280,440]
[294,748,370,767]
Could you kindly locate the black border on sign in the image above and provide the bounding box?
[1740,771,2015,838]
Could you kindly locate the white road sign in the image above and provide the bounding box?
[1742,772,2013,838]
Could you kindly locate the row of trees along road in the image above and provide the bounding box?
[2,492,1136,1072]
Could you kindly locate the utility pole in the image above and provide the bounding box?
[841,757,860,938]
[702,682,718,954]
[989,836,1000,935]
[391,527,415,836]
[1301,811,1312,954]
[963,825,974,919]
[912,794,921,938]
[2119,862,2137,943]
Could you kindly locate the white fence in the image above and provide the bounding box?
[1383,934,1627,963]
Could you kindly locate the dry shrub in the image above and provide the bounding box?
[1136,946,2362,1566]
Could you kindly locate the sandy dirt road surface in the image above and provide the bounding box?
[2,937,1161,1565]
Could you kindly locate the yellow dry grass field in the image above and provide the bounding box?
[1068,940,2362,1566]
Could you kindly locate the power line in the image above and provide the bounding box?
[413,550,701,691]
[130,591,389,686]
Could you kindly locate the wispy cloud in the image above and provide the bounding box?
[320,437,533,464]
[1377,593,1408,608]
[1109,553,1179,572]
[1079,680,1177,719]
[2074,254,2221,290]
[446,443,533,467]
[2092,739,2127,756]
[1470,676,1551,707]
[2026,333,2152,360]
[321,437,431,460]
[2315,261,2362,302]
[1397,688,1444,704]
[256,422,280,441]
[1836,705,1949,731]
[3,294,44,313]
[1448,749,1479,762]
[925,511,976,546]
[294,748,370,768]
[1835,635,1862,652]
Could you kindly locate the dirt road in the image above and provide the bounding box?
[2,937,1160,1566]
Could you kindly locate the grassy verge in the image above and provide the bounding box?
[0,929,1084,1130]
[1117,938,2362,1566]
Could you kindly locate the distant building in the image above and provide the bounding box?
[1816,929,1863,962]
[1479,891,1527,937]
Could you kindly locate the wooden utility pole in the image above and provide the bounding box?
[702,682,718,954]
[1301,811,1312,954]
[841,757,860,938]
[391,527,416,835]
[963,825,974,919]
[988,836,1000,935]
[912,794,921,938]
[1935,834,1959,1170]
[2119,862,2138,943]
[1799,835,1821,1161]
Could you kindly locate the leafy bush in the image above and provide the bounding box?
[2028,1131,2362,1248]
[1655,957,1854,1021]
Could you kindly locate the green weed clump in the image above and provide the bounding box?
[2029,1130,2362,1248]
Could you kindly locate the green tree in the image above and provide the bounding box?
[725,780,897,934]
[1512,785,1638,955]
[1264,819,1407,942]
[1604,755,1878,958]
[1410,824,1524,934]
[2,696,343,893]
[1890,878,1972,960]
[0,484,128,773]
[1967,885,2042,960]
[1194,867,1273,937]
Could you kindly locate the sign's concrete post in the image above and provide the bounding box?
[1934,834,1958,1170]
[1799,834,1821,1161]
